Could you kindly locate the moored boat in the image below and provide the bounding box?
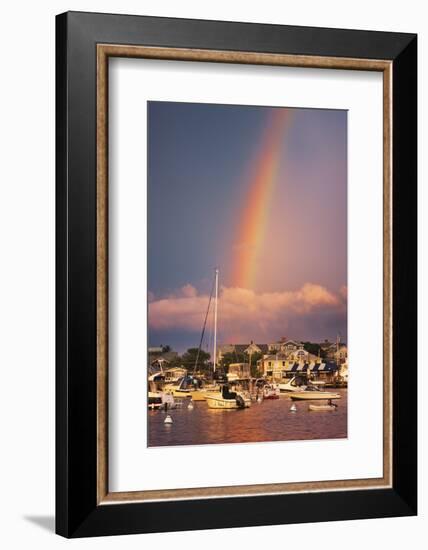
[166,268,221,402]
[205,384,251,409]
[148,374,172,409]
[263,383,280,399]
[290,386,341,401]
[309,402,338,411]
[148,389,177,410]
[277,376,307,393]
[148,393,163,410]
[165,375,214,401]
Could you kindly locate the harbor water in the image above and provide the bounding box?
[148,388,347,447]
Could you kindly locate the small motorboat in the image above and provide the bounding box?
[263,383,280,400]
[205,384,251,409]
[148,386,177,411]
[290,386,341,401]
[164,375,210,401]
[277,376,307,393]
[148,374,166,409]
[309,402,338,411]
[148,393,163,410]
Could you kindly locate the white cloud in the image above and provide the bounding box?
[149,283,346,342]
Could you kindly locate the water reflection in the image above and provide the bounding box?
[148,389,347,447]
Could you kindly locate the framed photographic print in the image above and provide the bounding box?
[56,11,417,537]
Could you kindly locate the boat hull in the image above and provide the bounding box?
[278,386,300,393]
[277,377,306,393]
[205,393,251,409]
[170,389,208,401]
[164,384,219,401]
[290,392,341,401]
[309,404,338,411]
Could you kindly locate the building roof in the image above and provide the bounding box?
[218,344,235,353]
[319,340,334,349]
[270,339,303,346]
[164,366,186,373]
[235,343,269,354]
[219,343,269,355]
[281,362,337,372]
[283,339,303,346]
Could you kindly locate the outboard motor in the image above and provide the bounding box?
[235,394,246,409]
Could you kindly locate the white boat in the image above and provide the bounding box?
[263,383,280,400]
[202,269,252,410]
[277,376,307,393]
[205,384,251,409]
[165,376,213,401]
[148,390,177,410]
[148,375,165,409]
[148,392,163,410]
[290,387,341,401]
[279,370,340,401]
[309,402,338,411]
[148,376,179,410]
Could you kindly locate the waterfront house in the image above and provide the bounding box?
[243,341,269,356]
[261,352,314,377]
[335,345,348,364]
[217,342,268,362]
[260,353,292,378]
[266,342,312,364]
[259,352,337,383]
[268,338,306,354]
[322,342,347,363]
[338,361,348,383]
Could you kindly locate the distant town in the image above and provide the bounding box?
[148,336,348,386]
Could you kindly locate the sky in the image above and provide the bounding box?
[148,101,347,354]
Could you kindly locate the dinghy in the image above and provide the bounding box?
[309,403,338,411]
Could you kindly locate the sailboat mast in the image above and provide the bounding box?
[213,268,219,373]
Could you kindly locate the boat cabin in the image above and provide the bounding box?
[164,367,187,383]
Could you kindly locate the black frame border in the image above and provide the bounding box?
[56,11,417,538]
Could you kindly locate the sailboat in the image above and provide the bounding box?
[162,271,223,401]
[164,374,211,402]
[204,269,251,409]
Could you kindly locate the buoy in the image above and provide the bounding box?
[164,414,173,424]
[188,400,194,410]
[257,396,263,403]
[290,403,297,412]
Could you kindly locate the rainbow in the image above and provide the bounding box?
[231,109,292,289]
